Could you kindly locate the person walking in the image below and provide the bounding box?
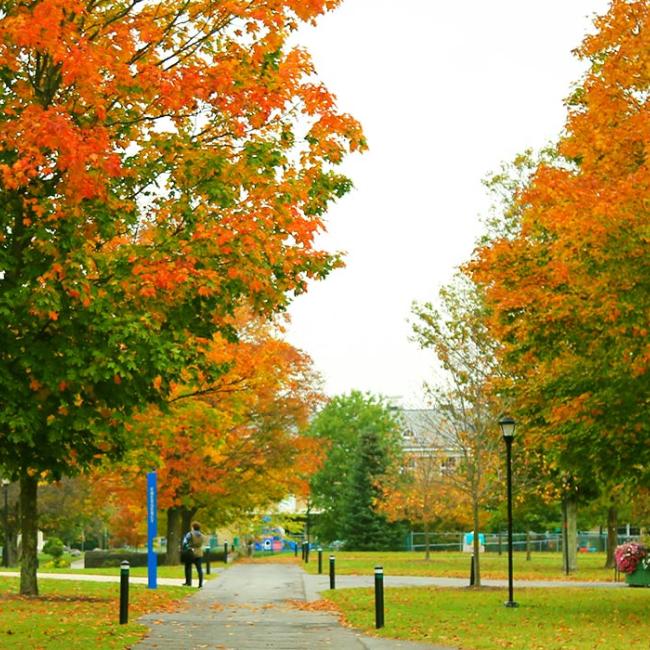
[181,521,207,588]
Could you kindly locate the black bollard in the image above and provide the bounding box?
[119,560,129,624]
[318,548,323,574]
[329,555,335,589]
[305,542,310,564]
[374,566,384,629]
[205,550,211,575]
[469,553,475,586]
[294,542,298,557]
[301,541,306,561]
[224,542,228,564]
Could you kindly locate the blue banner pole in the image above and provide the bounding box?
[147,472,157,589]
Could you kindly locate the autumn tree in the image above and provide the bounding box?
[39,476,109,548]
[0,0,364,594]
[93,308,324,563]
[468,0,649,572]
[409,275,502,585]
[380,412,461,560]
[86,471,148,549]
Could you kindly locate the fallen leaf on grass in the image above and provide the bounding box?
[0,594,110,603]
[284,599,340,613]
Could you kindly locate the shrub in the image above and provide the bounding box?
[84,549,225,568]
[42,537,65,559]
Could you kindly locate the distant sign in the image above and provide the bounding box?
[147,472,158,588]
[463,532,485,553]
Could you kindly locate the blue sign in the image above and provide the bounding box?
[147,472,157,589]
[464,532,485,545]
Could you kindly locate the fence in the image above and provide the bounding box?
[407,531,643,553]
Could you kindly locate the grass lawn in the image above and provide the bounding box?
[0,575,188,649]
[324,585,650,649]
[299,551,617,582]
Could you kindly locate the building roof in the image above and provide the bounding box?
[397,408,456,451]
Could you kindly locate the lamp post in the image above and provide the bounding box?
[499,415,517,608]
[2,479,9,568]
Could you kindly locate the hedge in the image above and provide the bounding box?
[84,550,227,568]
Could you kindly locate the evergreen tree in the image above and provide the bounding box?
[307,391,403,543]
[343,428,405,551]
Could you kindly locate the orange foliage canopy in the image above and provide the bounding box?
[0,1,362,594]
[468,0,649,486]
[93,309,324,529]
[0,0,364,479]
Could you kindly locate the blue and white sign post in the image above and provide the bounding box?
[147,472,157,589]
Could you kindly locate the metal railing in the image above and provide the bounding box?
[407,531,642,553]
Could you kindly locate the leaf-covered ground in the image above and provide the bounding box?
[324,585,650,649]
[0,576,189,649]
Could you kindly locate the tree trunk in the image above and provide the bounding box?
[605,504,617,569]
[8,493,18,567]
[562,497,578,574]
[472,500,481,587]
[526,530,532,561]
[424,521,431,561]
[8,527,18,567]
[19,472,38,596]
[181,507,197,536]
[165,507,182,565]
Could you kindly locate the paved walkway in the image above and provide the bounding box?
[133,563,450,650]
[0,570,185,586]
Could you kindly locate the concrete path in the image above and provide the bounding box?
[133,562,451,650]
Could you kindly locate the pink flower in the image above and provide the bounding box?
[615,543,647,574]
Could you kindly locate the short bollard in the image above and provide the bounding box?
[224,542,228,564]
[119,560,129,625]
[374,565,384,629]
[301,541,306,561]
[318,548,323,574]
[305,543,310,564]
[469,554,475,586]
[205,550,211,575]
[329,555,335,590]
[294,542,298,557]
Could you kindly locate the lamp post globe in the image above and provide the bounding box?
[498,415,516,439]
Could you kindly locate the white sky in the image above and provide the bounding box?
[285,0,610,407]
